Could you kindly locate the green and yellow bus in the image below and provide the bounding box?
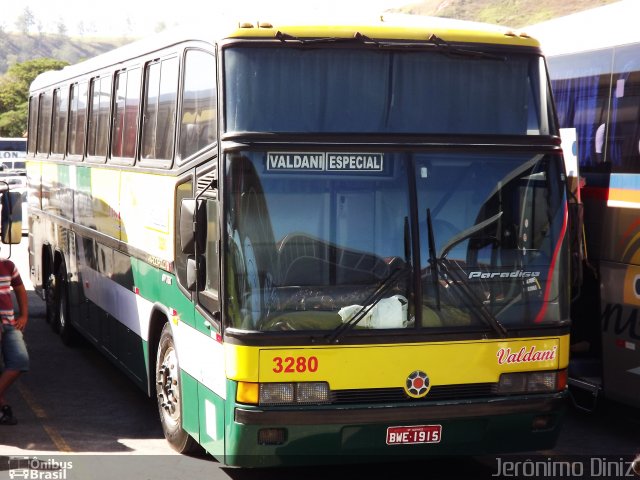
[26,16,572,466]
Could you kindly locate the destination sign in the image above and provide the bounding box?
[267,152,384,172]
[0,151,26,158]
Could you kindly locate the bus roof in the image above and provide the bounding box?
[526,0,640,57]
[31,14,539,92]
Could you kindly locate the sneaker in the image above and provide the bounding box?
[0,404,17,425]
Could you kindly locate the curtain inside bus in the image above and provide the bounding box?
[224,47,552,136]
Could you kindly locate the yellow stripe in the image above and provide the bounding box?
[17,382,73,453]
[226,19,540,48]
[226,335,570,389]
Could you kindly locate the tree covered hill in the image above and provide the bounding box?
[0,30,126,137]
[391,0,620,28]
[0,30,126,76]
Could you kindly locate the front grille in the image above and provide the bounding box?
[331,383,498,404]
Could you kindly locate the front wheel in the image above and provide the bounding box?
[156,323,199,454]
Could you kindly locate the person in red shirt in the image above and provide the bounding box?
[0,258,28,425]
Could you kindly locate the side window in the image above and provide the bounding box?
[548,49,613,170]
[68,82,87,157]
[179,50,217,161]
[87,76,112,160]
[198,196,220,314]
[111,68,140,163]
[37,91,53,155]
[111,67,141,163]
[27,96,39,155]
[51,87,69,155]
[141,57,178,166]
[175,178,194,289]
[610,44,640,173]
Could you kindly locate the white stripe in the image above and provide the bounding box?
[78,263,226,398]
[172,321,226,399]
[79,266,152,341]
[607,200,640,209]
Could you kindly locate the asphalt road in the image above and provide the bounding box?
[0,238,638,480]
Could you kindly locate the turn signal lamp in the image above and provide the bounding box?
[236,382,259,404]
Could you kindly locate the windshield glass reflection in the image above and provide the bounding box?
[224,151,567,333]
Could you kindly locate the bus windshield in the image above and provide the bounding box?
[224,151,568,333]
[223,46,554,136]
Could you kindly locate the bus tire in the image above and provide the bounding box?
[155,322,199,454]
[57,265,79,346]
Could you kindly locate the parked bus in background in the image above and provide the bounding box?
[529,1,640,409]
[0,137,27,172]
[0,137,28,234]
[25,16,573,466]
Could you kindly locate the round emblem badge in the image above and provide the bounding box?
[405,370,430,398]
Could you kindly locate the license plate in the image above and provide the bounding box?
[386,424,442,445]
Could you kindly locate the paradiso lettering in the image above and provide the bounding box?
[468,270,541,280]
[497,345,558,365]
[267,152,384,172]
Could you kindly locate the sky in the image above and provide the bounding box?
[3,0,412,37]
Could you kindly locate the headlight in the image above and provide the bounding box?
[295,382,330,404]
[259,383,295,405]
[257,382,330,406]
[498,369,566,394]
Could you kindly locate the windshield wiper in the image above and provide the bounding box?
[275,31,379,46]
[327,266,410,344]
[426,210,508,337]
[427,34,506,61]
[426,208,441,310]
[438,258,508,337]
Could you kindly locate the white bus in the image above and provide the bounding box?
[530,0,640,409]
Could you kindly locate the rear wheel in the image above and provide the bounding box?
[156,323,199,454]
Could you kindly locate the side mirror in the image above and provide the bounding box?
[179,199,196,255]
[1,191,22,245]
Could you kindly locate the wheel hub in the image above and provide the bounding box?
[157,347,180,424]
